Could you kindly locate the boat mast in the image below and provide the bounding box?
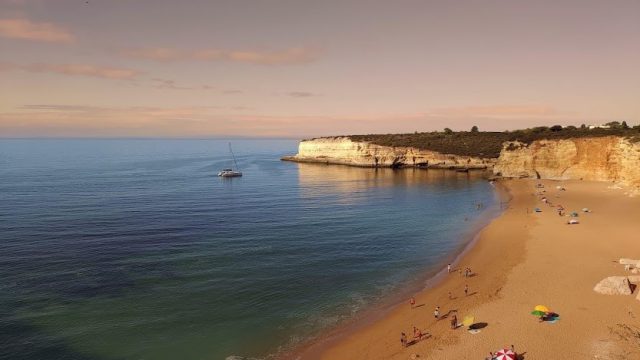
[229,143,241,172]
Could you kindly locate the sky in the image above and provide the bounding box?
[1,0,639,138]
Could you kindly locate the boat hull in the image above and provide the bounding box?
[218,171,243,177]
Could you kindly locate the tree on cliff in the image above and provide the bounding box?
[471,125,479,133]
[444,128,453,134]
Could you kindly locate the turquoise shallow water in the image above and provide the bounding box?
[0,139,497,360]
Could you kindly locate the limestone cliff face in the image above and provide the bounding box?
[493,137,640,187]
[282,137,495,169]
[283,135,640,187]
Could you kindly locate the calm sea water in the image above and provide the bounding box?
[0,139,497,360]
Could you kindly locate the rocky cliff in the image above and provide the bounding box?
[283,136,640,187]
[282,137,495,170]
[493,136,640,187]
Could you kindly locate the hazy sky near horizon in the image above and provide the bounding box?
[1,0,639,138]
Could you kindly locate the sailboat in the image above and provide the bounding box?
[218,143,243,177]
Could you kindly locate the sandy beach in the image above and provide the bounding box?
[292,179,640,359]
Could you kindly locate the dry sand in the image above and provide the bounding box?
[291,179,640,360]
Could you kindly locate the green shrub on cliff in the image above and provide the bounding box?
[347,126,640,158]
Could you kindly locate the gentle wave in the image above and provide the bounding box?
[0,139,496,360]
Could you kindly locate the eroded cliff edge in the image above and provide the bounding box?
[282,136,640,187]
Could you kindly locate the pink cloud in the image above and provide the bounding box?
[0,104,599,138]
[1,62,141,79]
[285,91,320,98]
[122,47,320,65]
[0,18,74,43]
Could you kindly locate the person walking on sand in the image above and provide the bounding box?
[464,284,469,296]
[434,306,440,319]
[400,332,407,348]
[410,297,415,309]
[448,291,452,300]
[447,263,451,273]
[450,314,457,329]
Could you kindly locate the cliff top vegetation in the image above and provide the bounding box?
[340,123,640,158]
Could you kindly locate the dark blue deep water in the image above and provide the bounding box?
[0,139,497,360]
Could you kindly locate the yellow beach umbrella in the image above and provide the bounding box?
[534,305,550,313]
[462,315,475,327]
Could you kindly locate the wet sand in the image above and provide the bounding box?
[293,179,640,359]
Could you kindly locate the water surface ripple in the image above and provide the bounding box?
[0,139,496,360]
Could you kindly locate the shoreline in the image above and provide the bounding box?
[281,180,511,360]
[287,178,640,359]
[281,155,491,171]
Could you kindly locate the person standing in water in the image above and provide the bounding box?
[447,263,451,273]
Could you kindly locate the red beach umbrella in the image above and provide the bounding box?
[494,349,516,360]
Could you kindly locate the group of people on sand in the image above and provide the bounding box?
[535,183,588,225]
[401,264,474,350]
[448,263,473,278]
[400,326,428,347]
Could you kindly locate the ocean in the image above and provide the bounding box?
[0,139,498,360]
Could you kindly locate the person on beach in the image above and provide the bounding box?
[434,306,440,319]
[410,297,415,309]
[448,291,452,300]
[413,326,422,340]
[511,344,516,357]
[464,284,469,296]
[486,352,495,360]
[450,314,457,329]
[447,263,451,273]
[400,332,407,347]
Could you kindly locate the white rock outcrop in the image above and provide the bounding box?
[283,137,494,170]
[619,258,640,266]
[593,276,633,295]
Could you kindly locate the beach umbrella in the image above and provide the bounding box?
[534,305,550,312]
[495,349,516,360]
[462,315,474,327]
[531,310,545,316]
[570,212,579,217]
